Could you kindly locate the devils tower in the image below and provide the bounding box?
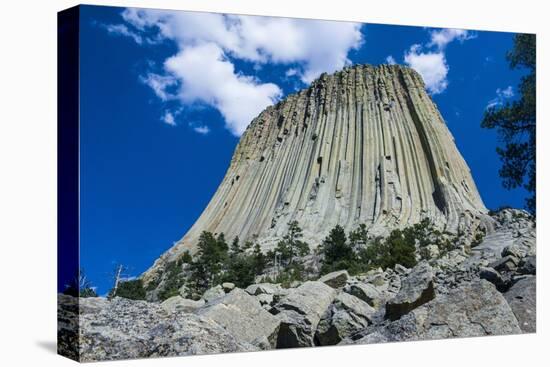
[143,64,490,284]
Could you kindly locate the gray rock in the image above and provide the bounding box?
[58,295,256,362]
[161,296,205,314]
[385,261,435,321]
[504,276,536,332]
[518,256,536,275]
[245,283,282,296]
[316,292,375,345]
[198,288,281,349]
[222,282,235,292]
[346,280,521,344]
[479,267,507,291]
[319,270,349,289]
[178,284,189,298]
[345,282,383,308]
[202,284,225,302]
[489,255,519,272]
[256,293,274,307]
[501,244,522,259]
[394,264,409,275]
[272,281,336,348]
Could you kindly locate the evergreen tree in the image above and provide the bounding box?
[274,220,310,265]
[482,33,536,213]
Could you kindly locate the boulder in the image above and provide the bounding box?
[394,264,409,275]
[504,276,536,333]
[222,282,235,292]
[319,270,349,289]
[161,296,205,314]
[271,281,336,348]
[316,292,375,345]
[256,293,274,307]
[178,284,189,298]
[479,267,507,291]
[197,288,281,348]
[59,295,256,362]
[501,244,523,259]
[344,283,383,308]
[489,255,519,272]
[345,280,521,344]
[245,283,282,296]
[420,280,521,338]
[385,261,435,321]
[202,285,225,303]
[518,256,536,275]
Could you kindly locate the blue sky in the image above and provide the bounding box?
[77,5,527,294]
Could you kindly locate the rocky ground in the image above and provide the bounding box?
[58,209,536,362]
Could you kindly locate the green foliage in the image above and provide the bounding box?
[179,251,193,265]
[318,219,461,274]
[185,232,268,295]
[319,225,358,274]
[63,270,97,298]
[471,232,485,247]
[273,221,310,266]
[482,33,536,213]
[113,279,146,300]
[79,288,98,298]
[158,261,185,301]
[188,232,229,292]
[222,238,268,288]
[261,262,308,288]
[361,229,417,270]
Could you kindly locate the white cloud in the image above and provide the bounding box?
[499,85,514,98]
[385,55,396,65]
[486,86,514,109]
[428,29,474,49]
[192,125,211,135]
[164,43,282,136]
[403,28,474,95]
[285,68,299,77]
[404,45,449,94]
[109,8,363,135]
[121,9,362,83]
[139,73,177,101]
[161,111,176,126]
[103,23,144,44]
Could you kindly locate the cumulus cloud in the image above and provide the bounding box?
[486,86,514,109]
[120,9,362,83]
[404,45,449,94]
[385,55,396,65]
[404,29,474,95]
[105,8,363,135]
[428,28,474,49]
[164,43,282,135]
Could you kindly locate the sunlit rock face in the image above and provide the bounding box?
[143,64,489,284]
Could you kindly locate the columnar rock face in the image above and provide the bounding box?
[144,64,488,283]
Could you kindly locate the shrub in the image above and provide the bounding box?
[273,221,310,266]
[113,279,146,300]
[158,261,185,301]
[319,225,358,274]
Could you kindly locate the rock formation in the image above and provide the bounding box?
[143,64,491,286]
[58,209,536,361]
[57,64,536,362]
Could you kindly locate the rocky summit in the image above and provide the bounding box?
[143,64,492,288]
[58,64,536,362]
